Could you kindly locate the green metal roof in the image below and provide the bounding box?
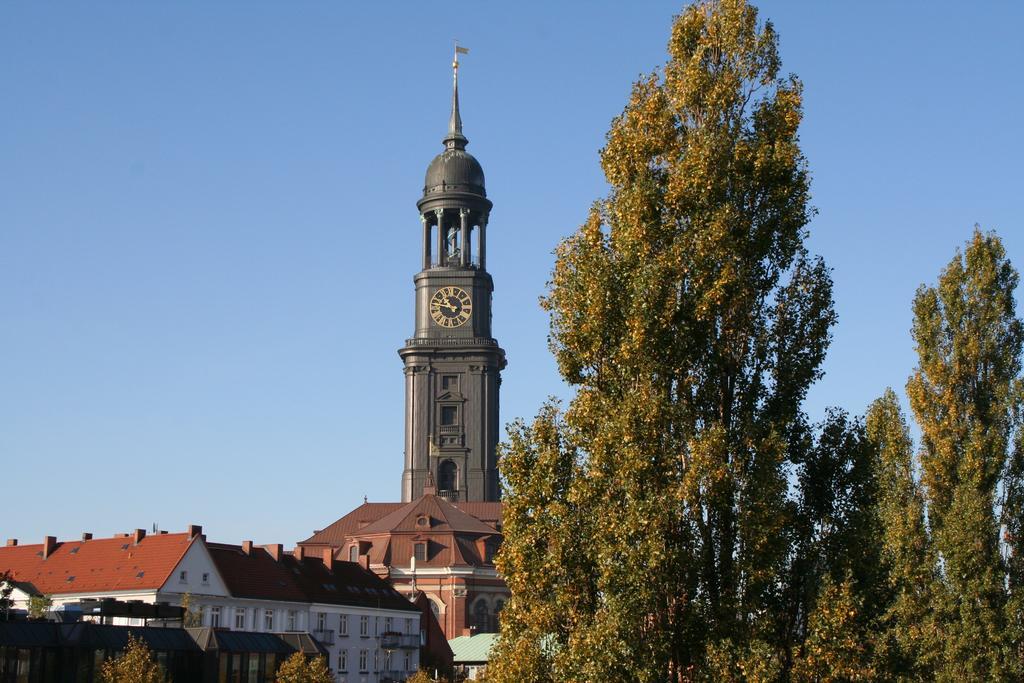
[448,633,498,663]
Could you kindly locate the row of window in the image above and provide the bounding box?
[208,606,299,632]
[204,607,414,638]
[335,649,414,674]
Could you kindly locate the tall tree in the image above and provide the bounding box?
[1004,427,1024,667]
[906,228,1023,679]
[787,411,886,675]
[490,0,834,679]
[865,390,936,679]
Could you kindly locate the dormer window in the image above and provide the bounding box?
[349,545,358,562]
[416,515,430,528]
[414,542,427,562]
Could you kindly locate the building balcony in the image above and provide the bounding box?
[436,490,459,501]
[312,629,334,645]
[380,632,421,650]
[403,337,499,348]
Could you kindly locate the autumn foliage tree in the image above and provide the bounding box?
[490,0,835,680]
[274,652,333,683]
[903,229,1024,679]
[97,635,167,683]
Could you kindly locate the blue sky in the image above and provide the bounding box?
[2,1,1022,546]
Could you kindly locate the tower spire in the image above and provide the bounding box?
[445,44,468,150]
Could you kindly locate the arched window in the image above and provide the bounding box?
[473,600,490,632]
[438,460,458,493]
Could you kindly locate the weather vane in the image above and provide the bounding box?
[453,40,469,75]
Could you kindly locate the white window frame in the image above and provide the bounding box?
[209,606,221,628]
[264,609,274,631]
[234,608,245,630]
[339,614,349,636]
[359,615,369,637]
[359,649,368,673]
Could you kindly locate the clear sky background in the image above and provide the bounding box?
[2,1,1022,547]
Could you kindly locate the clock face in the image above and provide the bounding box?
[430,286,472,328]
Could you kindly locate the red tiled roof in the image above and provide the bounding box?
[299,502,404,546]
[359,495,496,536]
[300,498,505,548]
[206,543,416,612]
[206,544,308,603]
[452,502,504,527]
[299,496,504,570]
[283,556,415,612]
[0,533,195,595]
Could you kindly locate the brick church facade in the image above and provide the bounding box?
[299,52,508,646]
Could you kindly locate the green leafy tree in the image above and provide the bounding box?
[274,652,333,683]
[491,0,834,680]
[790,573,874,682]
[27,594,52,620]
[786,412,886,674]
[97,635,167,683]
[0,570,15,621]
[1005,427,1024,666]
[906,228,1023,679]
[865,390,936,679]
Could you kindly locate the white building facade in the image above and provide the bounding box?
[0,527,421,683]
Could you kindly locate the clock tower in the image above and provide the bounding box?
[399,54,506,503]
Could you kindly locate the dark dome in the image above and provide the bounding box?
[423,148,486,198]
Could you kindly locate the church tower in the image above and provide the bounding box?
[399,53,506,503]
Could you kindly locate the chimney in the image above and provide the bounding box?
[133,529,146,545]
[81,533,92,541]
[266,544,283,561]
[187,524,202,539]
[322,548,335,566]
[293,545,306,560]
[5,539,17,547]
[423,471,437,496]
[43,536,57,559]
[358,554,370,570]
[242,541,253,555]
